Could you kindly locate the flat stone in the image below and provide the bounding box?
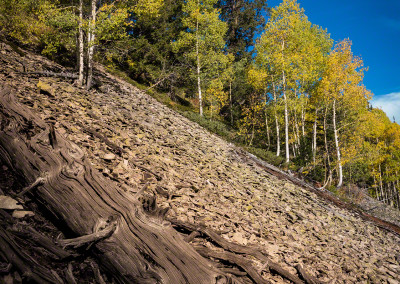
[12,210,35,218]
[37,80,55,97]
[103,153,116,161]
[0,195,23,210]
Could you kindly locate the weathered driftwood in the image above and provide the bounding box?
[75,121,126,156]
[0,227,62,283]
[64,263,77,284]
[195,246,271,284]
[170,218,305,284]
[0,86,234,283]
[10,224,72,260]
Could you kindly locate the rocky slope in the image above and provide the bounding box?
[1,42,400,283]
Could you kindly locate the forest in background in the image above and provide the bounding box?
[0,0,399,209]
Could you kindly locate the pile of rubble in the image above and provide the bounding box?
[1,42,399,283]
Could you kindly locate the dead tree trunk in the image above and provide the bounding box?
[0,86,233,283]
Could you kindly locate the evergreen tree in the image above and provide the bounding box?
[217,0,267,61]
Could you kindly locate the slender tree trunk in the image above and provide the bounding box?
[282,71,289,163]
[294,109,300,149]
[301,104,305,137]
[86,0,96,90]
[379,164,384,203]
[391,182,395,207]
[280,40,289,163]
[272,81,280,157]
[376,186,380,201]
[196,0,203,117]
[291,114,298,157]
[332,99,343,188]
[229,81,233,125]
[78,0,84,86]
[265,109,270,150]
[373,173,380,200]
[249,124,254,146]
[312,108,318,164]
[292,143,296,158]
[396,173,400,208]
[323,107,332,188]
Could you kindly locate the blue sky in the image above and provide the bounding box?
[266,0,400,122]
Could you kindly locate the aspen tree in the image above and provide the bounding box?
[172,0,229,117]
[78,0,84,86]
[318,39,368,188]
[83,0,162,89]
[252,0,331,163]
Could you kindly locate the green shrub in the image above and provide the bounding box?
[245,146,285,167]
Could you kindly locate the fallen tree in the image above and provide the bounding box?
[0,86,233,283]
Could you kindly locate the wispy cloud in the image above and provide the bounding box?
[380,17,400,31]
[371,92,400,122]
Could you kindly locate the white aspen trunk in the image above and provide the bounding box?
[333,99,343,188]
[196,0,203,117]
[391,182,395,207]
[78,0,84,86]
[249,124,254,146]
[281,40,289,163]
[396,173,400,207]
[292,120,298,157]
[229,81,233,125]
[86,0,96,90]
[301,104,305,137]
[265,109,270,149]
[323,107,332,187]
[382,165,387,203]
[312,108,318,164]
[294,109,300,147]
[283,71,289,163]
[373,173,380,200]
[379,164,384,202]
[272,81,280,157]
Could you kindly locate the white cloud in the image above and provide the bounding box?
[371,92,400,122]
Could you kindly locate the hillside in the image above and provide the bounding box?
[1,42,400,283]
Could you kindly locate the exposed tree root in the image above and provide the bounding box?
[195,246,270,284]
[170,218,307,284]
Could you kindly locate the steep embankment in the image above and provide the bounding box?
[1,42,399,283]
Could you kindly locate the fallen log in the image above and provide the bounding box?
[20,71,79,79]
[0,227,62,283]
[0,86,234,283]
[10,224,72,260]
